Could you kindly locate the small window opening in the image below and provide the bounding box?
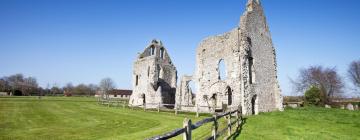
[218,59,226,80]
[160,48,165,59]
[150,46,155,56]
[135,75,139,86]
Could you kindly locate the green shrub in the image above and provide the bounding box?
[304,86,324,106]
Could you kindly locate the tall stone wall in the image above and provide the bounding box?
[131,0,283,114]
[129,40,177,108]
[177,0,283,115]
[239,0,283,114]
[193,28,242,113]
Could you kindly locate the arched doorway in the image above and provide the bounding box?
[227,87,232,105]
[14,90,22,96]
[251,95,258,115]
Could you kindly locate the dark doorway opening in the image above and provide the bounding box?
[227,87,232,105]
[14,90,22,96]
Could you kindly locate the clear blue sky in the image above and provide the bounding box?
[1,0,359,96]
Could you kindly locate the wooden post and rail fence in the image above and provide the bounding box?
[147,106,243,140]
[97,98,244,139]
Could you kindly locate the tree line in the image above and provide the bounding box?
[0,74,115,97]
[291,59,360,105]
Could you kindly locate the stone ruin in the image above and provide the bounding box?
[129,0,283,115]
[129,40,177,108]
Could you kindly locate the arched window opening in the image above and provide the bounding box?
[218,59,226,80]
[135,75,139,86]
[150,46,155,56]
[160,48,165,59]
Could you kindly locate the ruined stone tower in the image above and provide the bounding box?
[129,39,177,108]
[176,0,283,115]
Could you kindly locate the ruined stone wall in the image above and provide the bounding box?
[194,28,242,112]
[131,0,283,114]
[176,75,194,108]
[129,40,177,108]
[179,0,283,114]
[239,0,283,114]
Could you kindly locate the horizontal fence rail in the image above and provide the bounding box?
[147,106,243,140]
[96,97,244,139]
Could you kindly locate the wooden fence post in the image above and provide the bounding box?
[183,118,192,140]
[212,115,218,140]
[157,102,160,113]
[227,114,232,137]
[236,110,240,128]
[196,104,199,117]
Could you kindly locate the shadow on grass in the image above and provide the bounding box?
[228,118,247,140]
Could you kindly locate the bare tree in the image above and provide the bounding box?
[99,78,115,99]
[23,77,38,95]
[291,66,344,103]
[348,60,360,93]
[51,86,62,96]
[0,74,43,96]
[0,78,10,92]
[88,84,99,96]
[7,74,24,90]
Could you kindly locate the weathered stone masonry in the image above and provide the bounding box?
[130,0,283,115]
[129,40,177,108]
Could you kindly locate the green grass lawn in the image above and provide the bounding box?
[1,97,359,140]
[240,107,360,140]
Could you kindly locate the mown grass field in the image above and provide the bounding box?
[1,97,359,140]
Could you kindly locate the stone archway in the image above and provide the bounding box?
[14,90,22,96]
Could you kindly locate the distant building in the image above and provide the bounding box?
[95,89,132,99]
[0,92,10,96]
